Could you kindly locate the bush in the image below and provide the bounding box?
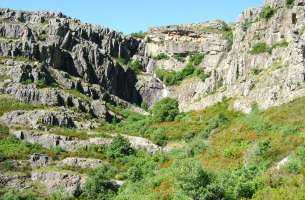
[260,6,276,20]
[156,63,200,86]
[154,53,169,60]
[2,191,37,200]
[130,31,146,39]
[126,166,143,182]
[249,42,271,55]
[255,140,271,157]
[152,98,179,122]
[106,135,134,159]
[127,59,142,74]
[150,128,168,146]
[201,113,229,138]
[286,0,294,8]
[194,69,211,82]
[189,53,205,66]
[221,22,234,50]
[251,68,263,75]
[243,106,272,133]
[173,159,212,199]
[82,165,116,200]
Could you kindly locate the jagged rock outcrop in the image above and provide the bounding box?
[0,8,142,105]
[13,130,162,153]
[0,174,29,190]
[13,130,112,151]
[31,171,84,197]
[1,109,75,128]
[140,0,305,113]
[29,154,51,167]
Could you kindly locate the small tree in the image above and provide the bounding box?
[106,135,134,159]
[152,98,179,122]
[82,165,116,200]
[173,159,212,199]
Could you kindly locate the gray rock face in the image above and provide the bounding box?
[0,174,29,189]
[31,171,84,197]
[29,154,51,167]
[58,157,102,169]
[90,100,107,118]
[0,110,75,128]
[13,130,162,153]
[0,8,142,104]
[13,130,112,152]
[1,83,112,119]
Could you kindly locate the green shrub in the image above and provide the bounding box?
[173,159,212,199]
[255,140,271,157]
[243,106,272,133]
[126,166,143,182]
[0,124,9,139]
[50,190,73,200]
[221,22,234,50]
[152,98,179,122]
[106,135,134,159]
[272,40,289,49]
[154,53,169,60]
[140,102,149,111]
[249,42,271,55]
[242,19,253,31]
[260,6,276,20]
[130,31,146,39]
[201,113,229,138]
[189,53,205,66]
[286,0,294,8]
[251,68,263,75]
[117,57,127,66]
[156,63,206,86]
[194,68,211,81]
[185,138,208,157]
[2,191,37,200]
[127,59,142,74]
[150,128,168,146]
[82,165,116,200]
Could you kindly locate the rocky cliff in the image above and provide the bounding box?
[1,0,305,198]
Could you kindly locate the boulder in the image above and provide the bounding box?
[31,171,84,197]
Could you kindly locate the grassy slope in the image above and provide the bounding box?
[0,91,305,199]
[113,97,305,200]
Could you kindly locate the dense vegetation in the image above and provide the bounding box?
[156,53,210,86]
[1,95,305,199]
[249,40,289,55]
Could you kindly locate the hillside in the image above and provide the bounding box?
[0,0,305,199]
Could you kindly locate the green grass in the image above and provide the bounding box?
[52,128,90,140]
[249,40,289,55]
[0,136,52,161]
[0,96,45,116]
[65,89,90,101]
[249,42,271,55]
[189,53,205,66]
[154,53,169,60]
